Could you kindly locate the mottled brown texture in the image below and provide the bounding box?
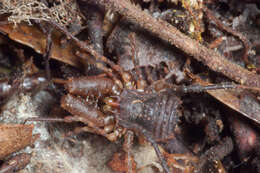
[0,124,34,159]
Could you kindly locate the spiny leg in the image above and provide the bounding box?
[171,83,240,93]
[48,21,128,84]
[49,20,151,91]
[169,83,260,93]
[129,32,147,91]
[183,69,260,92]
[148,73,260,93]
[142,130,171,173]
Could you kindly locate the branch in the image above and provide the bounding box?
[93,0,260,87]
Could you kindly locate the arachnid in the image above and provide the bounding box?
[49,52,241,173]
[56,65,238,173]
[30,32,242,173]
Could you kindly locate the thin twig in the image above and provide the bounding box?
[205,7,251,66]
[93,0,260,87]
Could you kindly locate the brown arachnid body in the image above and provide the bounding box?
[54,67,237,172]
[39,34,240,173]
[57,71,183,173]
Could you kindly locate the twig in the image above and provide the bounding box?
[205,7,251,66]
[92,0,260,87]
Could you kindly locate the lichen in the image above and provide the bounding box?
[0,0,81,27]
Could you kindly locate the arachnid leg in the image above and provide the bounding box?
[149,78,252,93]
[118,120,171,173]
[128,33,147,91]
[54,75,122,97]
[172,83,239,93]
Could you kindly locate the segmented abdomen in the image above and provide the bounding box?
[119,90,181,141]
